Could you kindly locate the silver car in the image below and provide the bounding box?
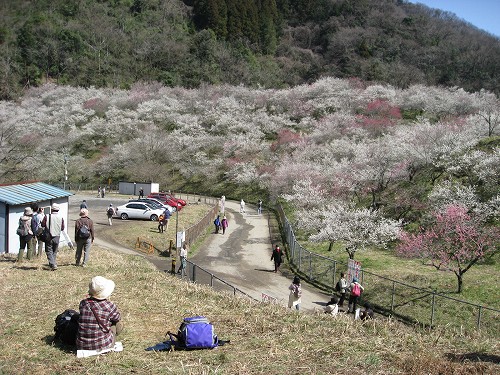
[115,202,164,221]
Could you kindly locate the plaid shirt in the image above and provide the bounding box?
[76,297,121,350]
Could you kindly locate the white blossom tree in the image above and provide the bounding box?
[298,200,401,258]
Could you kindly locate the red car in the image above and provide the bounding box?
[148,192,186,209]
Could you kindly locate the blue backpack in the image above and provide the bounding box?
[146,316,229,352]
[173,316,218,349]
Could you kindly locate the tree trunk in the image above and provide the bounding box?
[456,272,463,293]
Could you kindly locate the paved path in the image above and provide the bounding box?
[189,200,330,312]
[68,194,330,313]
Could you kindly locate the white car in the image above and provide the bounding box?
[128,198,175,213]
[115,202,164,221]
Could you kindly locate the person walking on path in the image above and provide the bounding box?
[106,204,115,226]
[270,245,283,273]
[214,215,221,234]
[75,208,95,267]
[177,243,188,277]
[288,275,302,311]
[80,200,88,209]
[17,207,34,262]
[221,215,228,235]
[240,199,245,213]
[41,203,65,271]
[257,200,263,215]
[32,206,45,258]
[337,272,349,308]
[348,277,364,314]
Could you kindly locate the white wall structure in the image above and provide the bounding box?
[0,182,73,254]
[118,182,159,197]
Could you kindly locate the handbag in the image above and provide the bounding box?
[37,214,51,242]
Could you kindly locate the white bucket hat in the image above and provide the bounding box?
[88,276,115,300]
[24,207,33,216]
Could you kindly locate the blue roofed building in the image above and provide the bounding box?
[0,182,73,255]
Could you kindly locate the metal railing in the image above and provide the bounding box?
[277,205,500,334]
[184,260,257,301]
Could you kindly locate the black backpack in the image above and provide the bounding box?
[77,224,91,239]
[335,280,342,292]
[53,309,80,346]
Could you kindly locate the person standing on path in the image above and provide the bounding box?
[257,199,263,215]
[177,243,188,277]
[214,215,221,234]
[240,199,245,213]
[288,275,302,311]
[337,272,349,308]
[270,245,283,273]
[106,204,115,226]
[139,187,144,199]
[80,200,88,209]
[41,203,65,271]
[221,215,228,235]
[75,208,94,267]
[348,277,364,314]
[17,207,34,262]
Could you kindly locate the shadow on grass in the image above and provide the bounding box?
[42,335,76,354]
[445,352,500,365]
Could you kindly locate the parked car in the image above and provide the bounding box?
[115,202,165,221]
[148,192,187,206]
[147,193,185,210]
[128,198,175,213]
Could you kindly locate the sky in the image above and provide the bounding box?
[408,0,500,38]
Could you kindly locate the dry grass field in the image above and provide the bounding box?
[0,245,498,374]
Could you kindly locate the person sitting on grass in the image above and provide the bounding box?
[360,302,374,321]
[76,276,123,352]
[324,296,339,316]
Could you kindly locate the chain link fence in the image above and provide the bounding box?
[277,205,499,334]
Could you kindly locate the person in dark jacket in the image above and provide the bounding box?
[270,245,284,273]
[75,208,95,267]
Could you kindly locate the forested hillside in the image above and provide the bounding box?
[1,0,499,100]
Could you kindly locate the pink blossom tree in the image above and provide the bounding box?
[397,204,499,293]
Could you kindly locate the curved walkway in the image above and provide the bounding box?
[189,200,329,312]
[69,194,330,313]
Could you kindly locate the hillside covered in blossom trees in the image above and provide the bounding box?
[1,1,499,294]
[2,79,498,239]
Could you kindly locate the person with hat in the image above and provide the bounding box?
[17,207,34,262]
[76,276,123,351]
[347,277,364,314]
[75,208,95,267]
[40,203,65,271]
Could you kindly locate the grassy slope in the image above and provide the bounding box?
[1,249,499,375]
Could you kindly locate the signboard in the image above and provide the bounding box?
[347,259,362,283]
[176,231,185,248]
